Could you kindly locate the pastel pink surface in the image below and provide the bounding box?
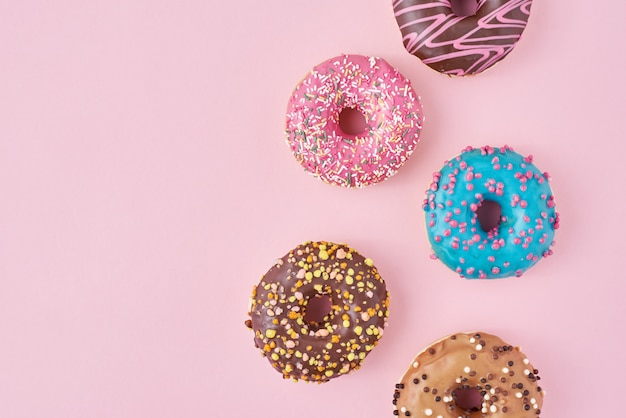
[0,1,624,417]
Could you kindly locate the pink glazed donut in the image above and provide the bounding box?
[285,54,423,188]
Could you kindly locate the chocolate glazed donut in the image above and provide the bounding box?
[392,0,533,76]
[246,241,390,382]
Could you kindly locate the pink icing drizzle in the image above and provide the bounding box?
[393,0,533,76]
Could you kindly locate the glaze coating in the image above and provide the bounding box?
[423,146,559,279]
[286,54,423,187]
[393,0,533,76]
[393,332,545,417]
[246,241,389,382]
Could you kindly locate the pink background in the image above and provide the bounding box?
[1,1,624,417]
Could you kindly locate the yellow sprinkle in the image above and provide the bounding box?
[326,342,333,349]
[305,271,313,281]
[345,275,354,285]
[364,258,374,267]
[347,352,356,361]
[354,326,363,336]
[325,370,334,377]
[343,320,350,327]
[265,329,277,338]
[319,250,329,260]
[271,353,279,361]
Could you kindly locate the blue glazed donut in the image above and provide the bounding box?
[423,146,560,279]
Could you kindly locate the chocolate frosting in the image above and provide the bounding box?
[393,0,533,76]
[247,241,389,382]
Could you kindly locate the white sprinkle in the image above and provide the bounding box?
[523,358,530,365]
[524,369,530,375]
[463,366,470,373]
[530,398,536,404]
[502,367,509,373]
[490,405,497,413]
[424,409,433,416]
[475,344,483,350]
[413,361,420,368]
[443,396,452,403]
[516,392,523,399]
[400,407,407,413]
[469,337,476,343]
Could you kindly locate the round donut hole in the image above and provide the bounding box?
[304,294,332,325]
[476,199,502,233]
[338,107,368,136]
[453,387,483,412]
[449,0,478,17]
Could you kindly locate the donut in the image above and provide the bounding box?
[245,241,390,382]
[423,146,559,279]
[285,54,423,188]
[392,0,533,76]
[393,332,545,417]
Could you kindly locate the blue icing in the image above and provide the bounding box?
[423,146,559,279]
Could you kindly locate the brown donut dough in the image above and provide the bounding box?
[393,332,544,417]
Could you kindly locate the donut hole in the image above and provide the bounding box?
[453,386,483,412]
[338,107,368,136]
[476,200,502,233]
[449,0,479,17]
[304,294,332,326]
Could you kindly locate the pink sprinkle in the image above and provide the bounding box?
[491,267,500,274]
[449,220,459,228]
[443,229,451,237]
[434,235,442,242]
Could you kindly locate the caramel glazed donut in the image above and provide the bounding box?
[246,241,390,382]
[393,332,544,417]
